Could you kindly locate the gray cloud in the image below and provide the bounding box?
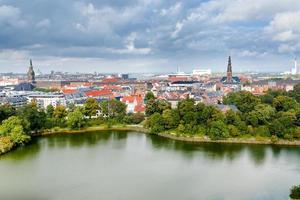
[0,0,299,73]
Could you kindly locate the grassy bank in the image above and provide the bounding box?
[0,137,14,155]
[2,125,300,156]
[158,132,300,146]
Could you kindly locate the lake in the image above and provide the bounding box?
[0,131,300,200]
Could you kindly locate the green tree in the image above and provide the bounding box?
[273,96,298,111]
[162,109,180,129]
[84,98,99,118]
[209,120,229,140]
[46,104,54,118]
[146,113,165,134]
[53,105,67,127]
[100,99,126,121]
[145,91,155,102]
[0,116,30,145]
[288,83,300,102]
[123,113,145,124]
[224,91,261,113]
[290,185,300,199]
[67,108,85,129]
[0,104,16,123]
[18,102,46,132]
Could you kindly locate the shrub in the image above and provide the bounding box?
[270,135,279,143]
[290,185,300,199]
[209,120,229,140]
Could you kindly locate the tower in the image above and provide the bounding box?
[27,59,36,84]
[226,56,232,83]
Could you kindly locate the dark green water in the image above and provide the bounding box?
[1,131,300,200]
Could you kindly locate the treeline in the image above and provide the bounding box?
[145,84,300,140]
[0,98,145,147]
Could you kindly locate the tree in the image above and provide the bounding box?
[53,105,67,119]
[124,113,145,124]
[53,105,67,127]
[288,83,300,103]
[273,96,298,111]
[162,109,180,129]
[224,91,261,113]
[209,120,229,140]
[145,99,170,116]
[177,98,195,117]
[46,104,54,118]
[146,113,165,134]
[0,116,29,145]
[99,99,126,121]
[0,104,16,123]
[145,91,155,102]
[67,108,85,129]
[84,98,99,118]
[290,185,300,199]
[18,102,46,132]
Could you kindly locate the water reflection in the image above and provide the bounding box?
[1,131,300,200]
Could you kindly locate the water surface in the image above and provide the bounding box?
[1,131,300,200]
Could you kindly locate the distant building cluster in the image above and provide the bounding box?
[0,57,300,113]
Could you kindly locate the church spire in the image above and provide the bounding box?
[27,59,36,84]
[226,56,233,83]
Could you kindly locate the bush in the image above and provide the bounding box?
[256,126,270,137]
[228,125,239,137]
[284,133,294,141]
[209,120,229,140]
[270,135,279,143]
[290,185,300,199]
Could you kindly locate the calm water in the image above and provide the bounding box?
[1,131,300,200]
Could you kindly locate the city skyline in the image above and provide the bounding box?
[0,0,300,73]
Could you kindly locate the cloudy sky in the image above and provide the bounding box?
[0,0,299,73]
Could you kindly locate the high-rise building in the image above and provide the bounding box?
[291,58,299,75]
[27,59,36,84]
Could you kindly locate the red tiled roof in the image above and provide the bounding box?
[102,78,120,84]
[62,88,77,94]
[85,89,112,97]
[134,104,145,113]
[121,95,143,104]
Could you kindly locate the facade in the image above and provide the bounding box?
[36,80,70,89]
[27,93,66,108]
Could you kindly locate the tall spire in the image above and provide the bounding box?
[226,56,233,83]
[27,59,36,84]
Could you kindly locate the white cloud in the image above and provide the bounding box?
[75,3,143,35]
[0,4,26,27]
[36,19,51,29]
[171,21,183,38]
[160,2,182,16]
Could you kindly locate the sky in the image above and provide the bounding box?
[0,0,300,73]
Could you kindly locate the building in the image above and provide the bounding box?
[27,59,36,84]
[121,94,145,113]
[220,56,241,84]
[36,80,70,89]
[27,93,66,108]
[192,69,211,76]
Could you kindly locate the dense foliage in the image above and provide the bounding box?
[145,84,300,141]
[290,185,300,199]
[0,98,145,151]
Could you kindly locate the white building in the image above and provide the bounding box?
[192,69,211,76]
[27,93,66,108]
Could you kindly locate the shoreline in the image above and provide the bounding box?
[2,125,300,156]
